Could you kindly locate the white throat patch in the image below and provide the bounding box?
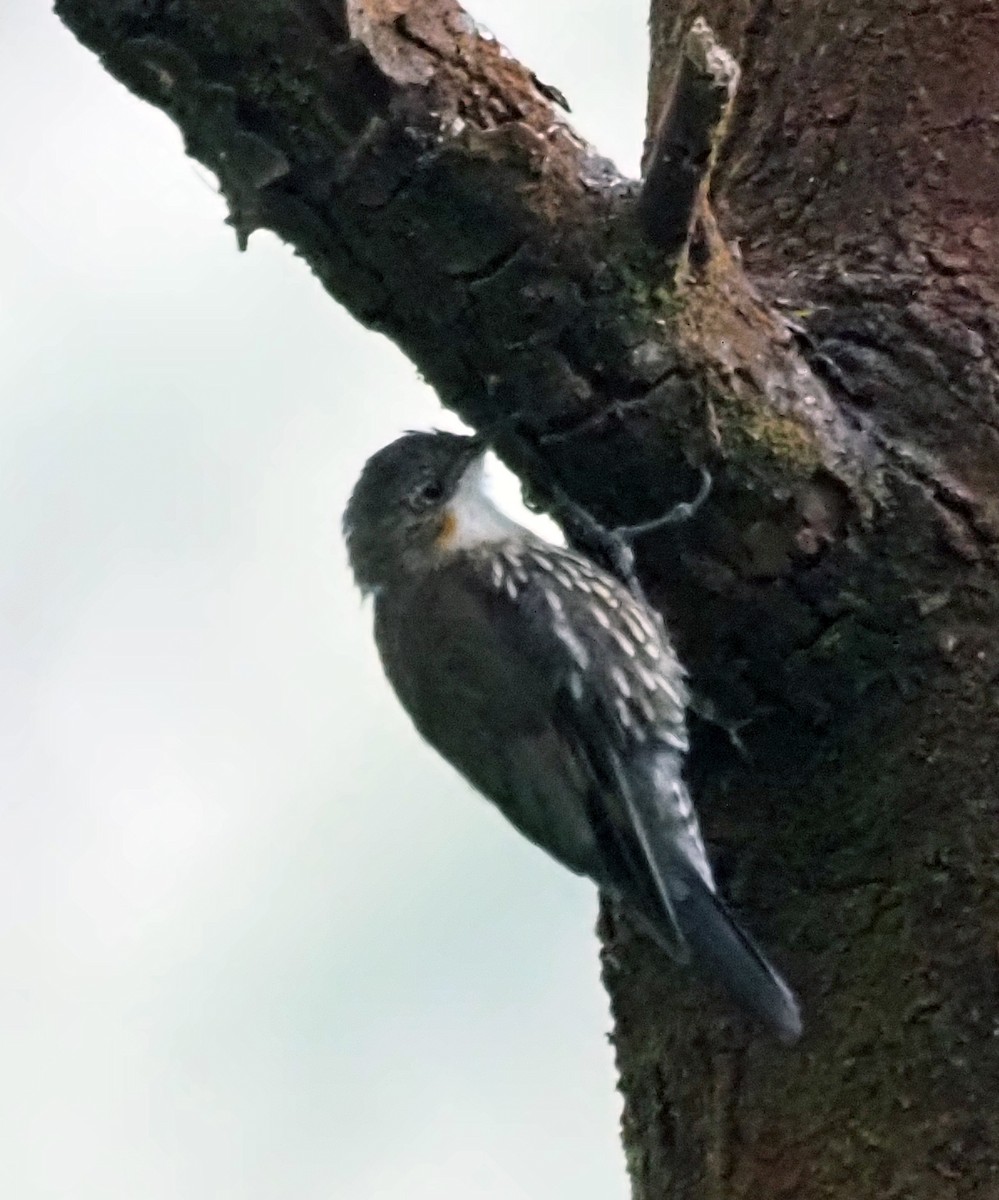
[444,454,527,549]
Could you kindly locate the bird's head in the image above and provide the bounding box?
[344,430,501,593]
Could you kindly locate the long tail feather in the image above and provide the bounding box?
[666,860,802,1043]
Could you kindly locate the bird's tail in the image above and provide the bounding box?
[665,860,802,1044]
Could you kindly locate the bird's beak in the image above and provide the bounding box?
[447,435,487,489]
[463,431,488,458]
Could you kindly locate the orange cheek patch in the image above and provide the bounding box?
[435,508,458,547]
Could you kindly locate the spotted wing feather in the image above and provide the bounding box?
[374,538,707,942]
[375,536,802,1040]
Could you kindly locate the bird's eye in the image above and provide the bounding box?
[406,477,445,512]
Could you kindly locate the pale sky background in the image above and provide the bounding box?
[0,3,649,1197]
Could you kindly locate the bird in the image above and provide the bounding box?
[343,429,801,1042]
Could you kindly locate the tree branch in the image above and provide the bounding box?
[54,0,868,494]
[638,18,739,258]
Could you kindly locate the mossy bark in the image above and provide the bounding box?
[53,0,999,1194]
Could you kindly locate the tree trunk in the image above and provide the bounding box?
[52,0,999,1195]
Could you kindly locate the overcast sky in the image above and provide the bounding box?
[0,3,649,1197]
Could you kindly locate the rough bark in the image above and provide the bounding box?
[52,0,999,1195]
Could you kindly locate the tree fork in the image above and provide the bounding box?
[53,0,999,1195]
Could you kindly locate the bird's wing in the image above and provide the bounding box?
[373,542,706,953]
[375,543,803,1041]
